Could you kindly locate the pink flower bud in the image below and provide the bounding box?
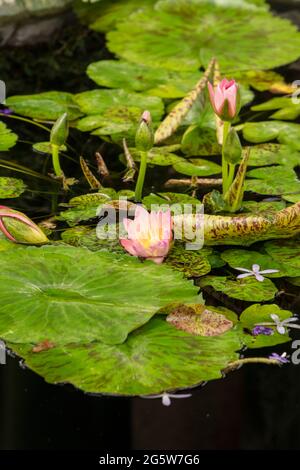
[207,79,241,121]
[0,206,49,244]
[119,206,172,264]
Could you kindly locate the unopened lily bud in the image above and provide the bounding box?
[50,112,69,147]
[0,206,49,244]
[208,79,241,122]
[223,128,242,164]
[135,110,154,151]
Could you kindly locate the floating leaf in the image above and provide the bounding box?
[166,243,211,278]
[6,92,82,121]
[198,275,278,301]
[221,249,283,277]
[247,144,300,168]
[75,89,164,122]
[235,69,294,93]
[8,316,241,395]
[252,96,300,121]
[0,245,200,346]
[241,200,286,214]
[239,304,291,349]
[87,60,201,98]
[61,226,124,254]
[173,158,221,177]
[242,121,300,149]
[107,0,300,72]
[0,177,26,198]
[181,125,221,156]
[75,0,156,33]
[120,146,183,167]
[166,304,233,336]
[0,121,18,151]
[264,239,300,277]
[246,166,300,196]
[143,192,200,214]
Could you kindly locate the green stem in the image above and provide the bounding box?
[51,144,63,177]
[222,121,231,195]
[135,150,148,202]
[1,113,51,132]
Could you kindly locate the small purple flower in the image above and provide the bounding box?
[0,108,13,115]
[269,352,289,364]
[252,326,273,336]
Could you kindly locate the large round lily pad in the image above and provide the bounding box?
[0,245,200,346]
[107,0,300,72]
[8,316,241,395]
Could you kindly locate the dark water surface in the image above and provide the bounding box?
[0,1,300,450]
[1,352,300,450]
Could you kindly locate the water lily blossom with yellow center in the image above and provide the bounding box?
[119,206,172,264]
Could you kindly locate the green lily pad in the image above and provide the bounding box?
[74,89,164,122]
[58,189,120,226]
[264,239,300,277]
[198,275,278,302]
[248,144,300,168]
[0,245,200,346]
[0,232,22,252]
[107,0,300,72]
[240,304,291,349]
[120,146,183,167]
[87,60,201,99]
[246,166,300,196]
[242,121,300,149]
[252,96,300,121]
[142,192,200,213]
[166,243,211,278]
[166,303,233,336]
[61,226,124,254]
[0,177,26,198]
[181,125,222,157]
[241,200,286,214]
[235,69,291,92]
[75,0,156,33]
[221,249,283,277]
[6,92,82,121]
[8,316,241,395]
[0,122,18,151]
[173,158,221,176]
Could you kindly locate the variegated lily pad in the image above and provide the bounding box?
[166,304,233,336]
[198,275,278,302]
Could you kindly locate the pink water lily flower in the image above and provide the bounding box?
[208,78,240,121]
[119,206,172,264]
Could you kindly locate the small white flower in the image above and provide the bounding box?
[141,392,192,406]
[235,264,279,282]
[256,314,300,335]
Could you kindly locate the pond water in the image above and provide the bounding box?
[0,1,299,451]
